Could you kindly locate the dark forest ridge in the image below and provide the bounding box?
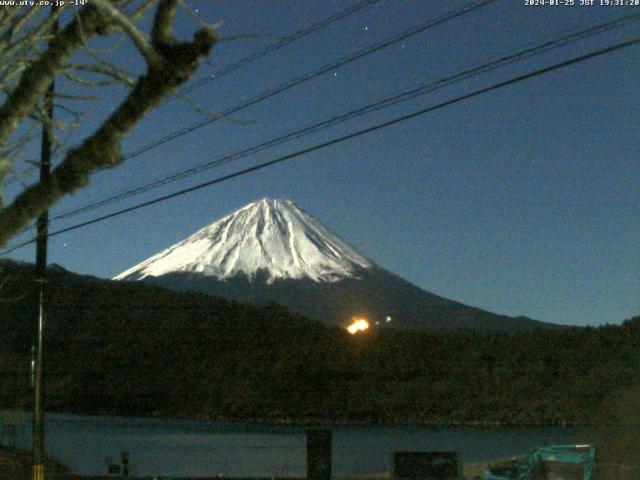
[0,259,637,426]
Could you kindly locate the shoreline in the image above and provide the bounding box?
[2,407,588,430]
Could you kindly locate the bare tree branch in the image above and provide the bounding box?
[0,4,113,149]
[92,0,162,66]
[52,93,100,101]
[152,0,178,47]
[0,2,218,246]
[68,63,136,87]
[129,0,159,21]
[0,9,64,80]
[62,69,123,88]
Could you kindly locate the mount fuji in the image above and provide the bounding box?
[115,198,554,331]
[115,198,372,284]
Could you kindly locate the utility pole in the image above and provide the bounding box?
[33,8,57,480]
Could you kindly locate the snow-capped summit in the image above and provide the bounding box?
[114,198,373,283]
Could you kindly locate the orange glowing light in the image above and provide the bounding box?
[347,318,369,334]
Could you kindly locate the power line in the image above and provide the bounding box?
[162,0,385,105]
[115,0,498,163]
[51,0,494,173]
[33,0,499,224]
[2,36,637,257]
[50,0,508,219]
[41,0,384,166]
[50,12,640,222]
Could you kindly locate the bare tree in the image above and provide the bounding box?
[0,0,218,247]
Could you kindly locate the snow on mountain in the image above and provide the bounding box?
[114,198,373,283]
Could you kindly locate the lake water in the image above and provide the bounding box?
[0,411,592,477]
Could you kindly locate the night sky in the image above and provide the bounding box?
[4,0,640,327]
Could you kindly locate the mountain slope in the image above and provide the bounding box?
[115,198,371,283]
[141,266,552,332]
[116,198,556,332]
